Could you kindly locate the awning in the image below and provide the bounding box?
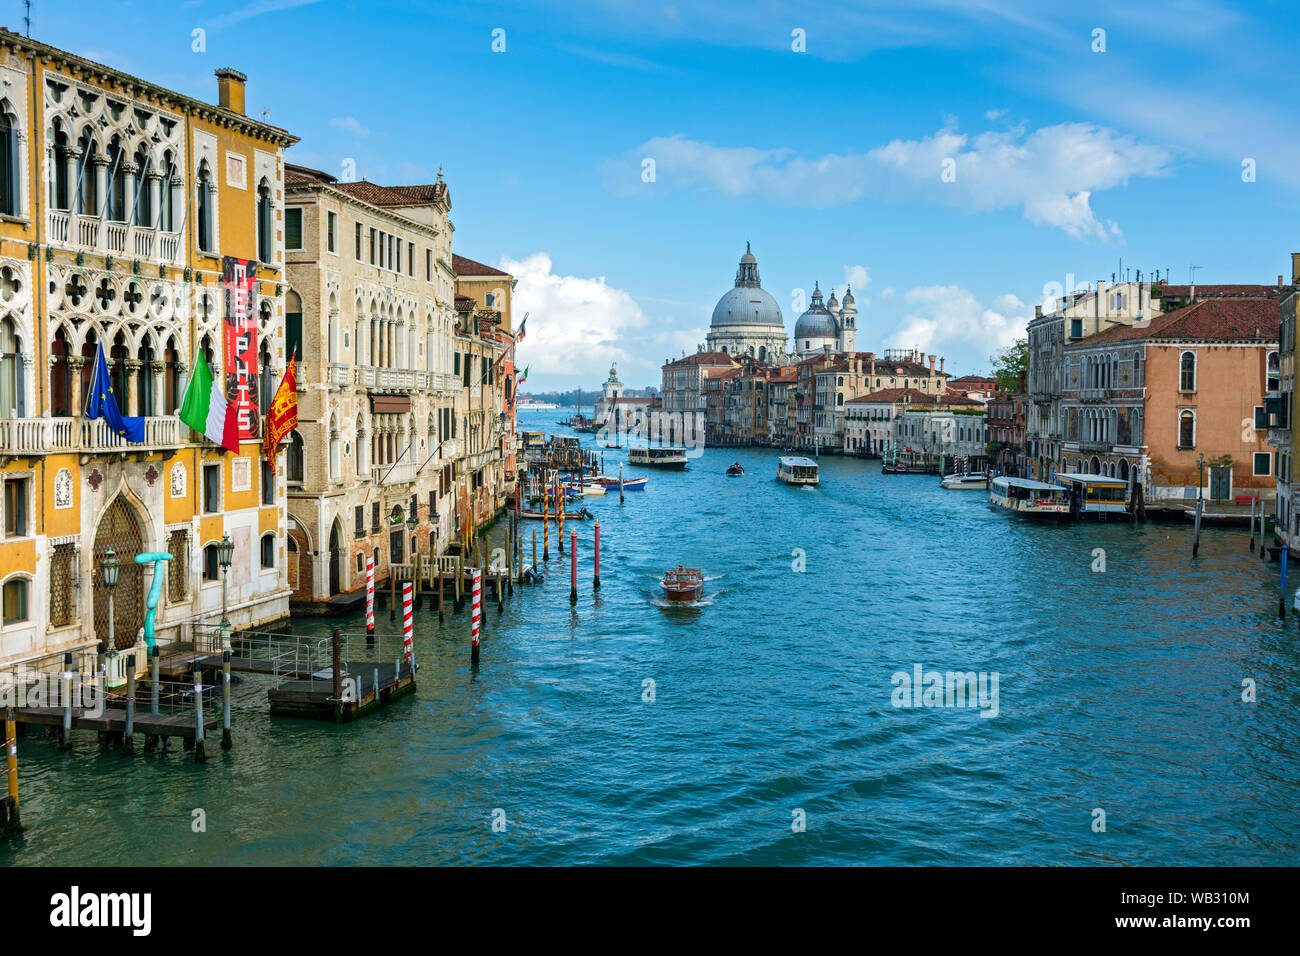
[370,394,411,414]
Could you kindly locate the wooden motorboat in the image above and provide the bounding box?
[590,475,649,490]
[661,565,703,602]
[726,463,744,476]
[940,471,990,490]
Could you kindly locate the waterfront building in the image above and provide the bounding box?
[793,281,857,357]
[594,364,653,441]
[894,406,988,467]
[1060,291,1280,502]
[658,349,737,446]
[843,388,934,456]
[1271,258,1299,546]
[451,255,514,535]
[986,389,1027,476]
[1025,305,1065,480]
[719,362,792,446]
[0,33,297,669]
[946,374,997,400]
[705,243,790,362]
[767,367,797,447]
[281,164,458,604]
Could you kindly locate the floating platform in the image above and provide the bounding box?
[268,661,416,721]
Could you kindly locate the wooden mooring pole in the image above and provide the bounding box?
[2,706,20,834]
[389,565,397,622]
[222,650,233,750]
[570,531,578,605]
[192,667,206,763]
[532,528,538,577]
[61,652,73,750]
[1250,497,1257,552]
[123,655,136,755]
[1280,545,1289,618]
[594,520,601,590]
[437,563,445,622]
[1192,498,1203,558]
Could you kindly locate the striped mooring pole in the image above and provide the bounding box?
[365,554,376,638]
[570,531,578,604]
[470,569,482,664]
[558,474,566,556]
[543,476,550,562]
[402,582,414,662]
[593,520,601,590]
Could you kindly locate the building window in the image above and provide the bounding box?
[1178,410,1195,449]
[260,533,276,569]
[426,249,432,281]
[261,458,275,505]
[355,221,362,260]
[1254,452,1272,476]
[369,227,376,265]
[1255,405,1268,430]
[372,502,381,532]
[167,529,189,603]
[1179,351,1196,392]
[2,576,28,624]
[285,207,303,251]
[1267,350,1280,392]
[196,164,214,252]
[287,431,305,482]
[0,316,22,417]
[203,544,219,582]
[0,106,19,217]
[327,211,337,253]
[408,241,415,276]
[49,543,75,627]
[3,475,30,537]
[256,179,273,263]
[202,463,221,513]
[355,505,365,538]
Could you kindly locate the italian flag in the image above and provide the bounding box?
[179,352,239,452]
[518,365,529,384]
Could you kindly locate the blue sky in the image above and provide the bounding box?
[32,0,1300,391]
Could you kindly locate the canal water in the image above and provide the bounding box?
[4,408,1298,866]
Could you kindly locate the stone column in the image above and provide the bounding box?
[146,172,162,229]
[63,148,80,211]
[149,360,165,417]
[67,357,85,417]
[123,359,142,416]
[92,155,109,220]
[121,162,138,223]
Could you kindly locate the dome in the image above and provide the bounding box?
[711,285,784,328]
[794,281,838,340]
[842,284,856,307]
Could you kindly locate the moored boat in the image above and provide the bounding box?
[777,456,819,486]
[940,471,990,490]
[628,446,688,469]
[590,475,649,490]
[989,476,1069,519]
[1053,472,1129,518]
[661,565,704,602]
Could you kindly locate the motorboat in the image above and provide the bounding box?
[940,471,990,490]
[726,463,744,476]
[661,565,703,603]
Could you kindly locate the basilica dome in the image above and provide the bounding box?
[794,281,838,340]
[711,285,785,327]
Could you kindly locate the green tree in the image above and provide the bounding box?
[991,338,1028,393]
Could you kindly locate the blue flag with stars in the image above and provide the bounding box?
[85,342,145,442]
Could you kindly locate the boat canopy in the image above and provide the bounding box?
[994,476,1060,492]
[779,456,818,468]
[1053,472,1126,488]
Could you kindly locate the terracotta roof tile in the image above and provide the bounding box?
[1081,295,1280,344]
[453,254,510,277]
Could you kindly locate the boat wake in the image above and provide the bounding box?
[649,590,720,609]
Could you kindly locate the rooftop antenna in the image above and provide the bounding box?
[1189,265,1202,285]
[24,0,31,37]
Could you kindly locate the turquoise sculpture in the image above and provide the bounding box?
[134,551,173,649]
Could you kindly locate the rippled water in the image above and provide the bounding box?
[5,411,1299,866]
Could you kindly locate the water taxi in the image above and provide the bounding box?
[989,476,1070,519]
[590,475,649,490]
[940,471,990,490]
[628,446,689,469]
[1053,472,1129,518]
[777,456,819,486]
[661,565,704,603]
[727,463,744,476]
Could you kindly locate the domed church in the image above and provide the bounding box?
[705,243,791,363]
[794,281,857,357]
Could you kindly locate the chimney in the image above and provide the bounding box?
[1096,280,1104,319]
[1280,275,1286,288]
[1034,305,1043,318]
[870,355,876,376]
[929,354,936,375]
[215,68,247,114]
[1291,253,1300,285]
[940,357,945,373]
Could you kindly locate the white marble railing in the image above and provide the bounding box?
[1,417,185,454]
[372,460,420,486]
[0,418,49,454]
[47,211,183,265]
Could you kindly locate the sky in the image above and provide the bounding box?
[29,0,1300,391]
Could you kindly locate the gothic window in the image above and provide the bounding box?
[287,431,305,482]
[256,178,273,262]
[196,162,214,252]
[0,102,18,217]
[0,316,23,417]
[1179,351,1196,392]
[132,144,152,226]
[138,340,155,416]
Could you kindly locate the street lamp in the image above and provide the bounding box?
[100,549,120,653]
[217,532,234,647]
[1197,451,1206,501]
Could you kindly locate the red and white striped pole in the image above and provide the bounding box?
[542,476,550,562]
[365,554,375,637]
[569,531,578,604]
[401,582,413,664]
[558,473,565,556]
[593,520,601,590]
[470,568,482,664]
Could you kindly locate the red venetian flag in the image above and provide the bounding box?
[263,357,299,476]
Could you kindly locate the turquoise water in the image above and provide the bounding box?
[4,408,1298,866]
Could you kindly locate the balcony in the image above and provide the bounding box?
[47,210,184,265]
[0,416,183,461]
[327,363,353,388]
[371,461,420,487]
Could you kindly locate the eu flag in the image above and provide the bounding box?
[85,342,145,442]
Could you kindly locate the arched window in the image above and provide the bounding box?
[260,533,275,569]
[327,293,339,363]
[1179,410,1195,449]
[287,431,305,482]
[1179,351,1196,392]
[106,136,127,221]
[256,178,273,263]
[159,149,176,231]
[49,325,71,417]
[1,573,30,624]
[138,340,155,417]
[164,335,181,414]
[196,161,214,252]
[1267,350,1280,392]
[286,289,302,363]
[0,316,23,418]
[0,102,19,217]
[356,413,367,476]
[258,339,274,424]
[132,144,152,226]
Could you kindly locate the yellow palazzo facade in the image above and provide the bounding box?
[0,32,297,669]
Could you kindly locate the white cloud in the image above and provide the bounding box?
[206,0,322,31]
[329,116,370,137]
[885,285,1031,374]
[503,252,652,383]
[607,122,1169,239]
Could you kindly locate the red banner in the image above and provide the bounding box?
[263,357,299,476]
[223,256,259,442]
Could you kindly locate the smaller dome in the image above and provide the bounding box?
[842,284,856,306]
[827,290,840,311]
